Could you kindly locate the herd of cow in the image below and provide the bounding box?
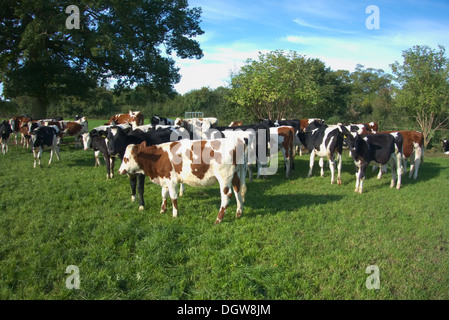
[0,110,447,224]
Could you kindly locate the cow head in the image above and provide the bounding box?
[82,133,91,150]
[106,126,124,157]
[118,142,145,175]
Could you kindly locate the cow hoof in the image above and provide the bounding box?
[131,195,136,202]
[337,180,342,185]
[214,219,222,225]
[138,205,144,211]
[236,211,242,219]
[358,190,363,194]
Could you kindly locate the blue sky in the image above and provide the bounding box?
[173,0,449,94]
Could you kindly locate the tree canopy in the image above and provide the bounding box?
[391,45,449,147]
[0,0,204,118]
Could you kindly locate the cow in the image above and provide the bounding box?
[276,118,325,156]
[269,126,295,178]
[296,121,343,185]
[151,116,175,126]
[30,126,60,168]
[342,128,403,194]
[118,137,247,224]
[443,139,449,154]
[364,130,424,180]
[106,125,189,210]
[0,120,13,154]
[213,122,270,180]
[107,110,144,129]
[9,115,28,145]
[82,125,131,179]
[229,121,243,127]
[174,117,218,133]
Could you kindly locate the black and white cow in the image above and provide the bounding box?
[151,116,175,126]
[296,121,343,185]
[342,128,403,194]
[106,125,189,210]
[443,139,449,154]
[30,126,60,168]
[0,120,13,154]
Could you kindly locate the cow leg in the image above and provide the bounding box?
[308,150,316,177]
[355,168,360,193]
[336,153,342,185]
[282,148,290,178]
[215,183,231,224]
[130,174,137,203]
[232,170,245,219]
[328,156,335,184]
[103,153,111,180]
[95,150,101,167]
[168,184,179,218]
[179,183,185,197]
[137,173,145,210]
[356,165,366,194]
[411,147,422,179]
[110,157,115,179]
[319,157,325,177]
[160,186,169,213]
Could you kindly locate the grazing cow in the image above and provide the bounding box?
[107,110,144,129]
[297,121,343,185]
[118,137,247,224]
[343,128,403,194]
[0,120,13,154]
[30,126,60,168]
[269,126,295,178]
[106,125,189,210]
[443,139,449,154]
[151,116,175,126]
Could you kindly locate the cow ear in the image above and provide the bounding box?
[139,141,147,148]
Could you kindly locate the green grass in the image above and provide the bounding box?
[1,119,449,299]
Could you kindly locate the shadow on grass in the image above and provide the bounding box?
[246,193,344,218]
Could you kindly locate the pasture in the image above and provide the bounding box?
[1,119,449,300]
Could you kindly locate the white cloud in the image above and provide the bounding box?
[174,43,269,94]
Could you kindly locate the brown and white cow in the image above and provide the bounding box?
[229,121,243,127]
[270,126,295,178]
[107,110,144,129]
[118,137,247,224]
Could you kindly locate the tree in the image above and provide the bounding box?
[345,65,392,123]
[228,50,329,121]
[0,0,203,118]
[391,45,449,147]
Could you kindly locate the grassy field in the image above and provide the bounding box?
[1,119,449,300]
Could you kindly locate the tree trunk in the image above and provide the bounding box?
[31,98,47,119]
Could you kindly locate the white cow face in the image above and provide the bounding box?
[118,144,141,175]
[82,133,91,150]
